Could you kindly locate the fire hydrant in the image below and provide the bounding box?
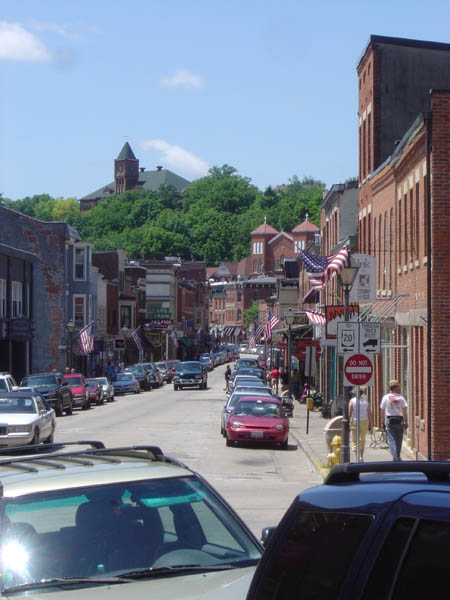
[327,434,342,467]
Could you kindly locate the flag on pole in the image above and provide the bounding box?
[304,310,326,325]
[299,246,349,291]
[73,321,94,355]
[264,311,280,341]
[131,324,147,351]
[255,322,264,340]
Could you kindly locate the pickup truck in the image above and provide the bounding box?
[20,372,73,416]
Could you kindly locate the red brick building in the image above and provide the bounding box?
[356,35,450,459]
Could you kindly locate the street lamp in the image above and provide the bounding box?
[339,261,359,463]
[284,307,295,399]
[66,320,75,370]
[121,325,129,367]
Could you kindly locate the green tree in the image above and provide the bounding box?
[52,197,80,223]
[244,300,259,326]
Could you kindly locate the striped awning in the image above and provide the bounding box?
[223,326,235,336]
[305,310,326,325]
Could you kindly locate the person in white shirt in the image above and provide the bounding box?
[348,386,372,461]
[380,379,408,461]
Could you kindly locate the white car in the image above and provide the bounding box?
[0,391,56,448]
[0,372,19,392]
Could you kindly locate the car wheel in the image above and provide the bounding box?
[65,400,73,416]
[174,385,178,391]
[280,439,288,450]
[110,394,115,402]
[82,396,89,410]
[44,427,55,445]
[226,435,232,447]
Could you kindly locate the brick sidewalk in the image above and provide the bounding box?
[288,401,395,476]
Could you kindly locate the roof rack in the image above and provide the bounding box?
[325,461,450,485]
[0,440,106,456]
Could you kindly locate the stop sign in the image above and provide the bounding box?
[343,353,374,387]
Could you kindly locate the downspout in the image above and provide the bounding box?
[425,109,432,460]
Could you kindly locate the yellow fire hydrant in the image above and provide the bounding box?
[327,434,342,467]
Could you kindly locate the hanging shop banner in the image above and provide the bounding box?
[349,254,376,303]
[325,305,359,339]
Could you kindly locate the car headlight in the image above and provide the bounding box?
[8,425,33,433]
[231,422,243,429]
[274,424,285,431]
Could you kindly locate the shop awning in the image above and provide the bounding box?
[359,294,408,323]
[234,327,242,337]
[301,288,320,304]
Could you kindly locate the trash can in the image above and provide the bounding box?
[324,416,343,452]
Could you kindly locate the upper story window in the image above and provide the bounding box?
[294,240,305,253]
[237,291,242,303]
[11,281,23,318]
[74,296,85,328]
[0,279,6,318]
[74,247,86,280]
[253,241,263,255]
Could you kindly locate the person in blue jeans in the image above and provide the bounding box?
[380,379,408,461]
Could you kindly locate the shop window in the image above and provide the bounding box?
[74,247,86,280]
[11,281,22,318]
[0,279,6,317]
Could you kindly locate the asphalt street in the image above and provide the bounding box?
[55,360,322,537]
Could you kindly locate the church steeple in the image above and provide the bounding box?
[114,141,139,194]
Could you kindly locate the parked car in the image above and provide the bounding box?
[155,361,172,383]
[247,462,450,600]
[232,367,264,380]
[126,365,151,391]
[112,372,140,395]
[225,397,289,448]
[62,373,90,410]
[221,390,273,437]
[86,378,104,405]
[0,391,56,447]
[140,363,163,388]
[20,372,73,416]
[235,358,260,370]
[229,375,266,395]
[0,441,262,598]
[0,373,19,393]
[174,361,208,390]
[94,376,115,402]
[200,356,213,371]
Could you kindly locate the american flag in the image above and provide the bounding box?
[73,321,94,355]
[131,324,147,351]
[264,311,280,341]
[300,246,349,291]
[305,310,326,325]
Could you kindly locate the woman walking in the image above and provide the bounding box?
[348,386,372,461]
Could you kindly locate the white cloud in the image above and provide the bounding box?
[139,139,209,177]
[160,68,205,89]
[0,21,51,61]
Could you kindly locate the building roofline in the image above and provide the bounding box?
[357,34,450,68]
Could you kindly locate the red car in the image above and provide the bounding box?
[63,373,90,410]
[225,396,289,449]
[86,378,104,405]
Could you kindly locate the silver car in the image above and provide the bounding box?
[0,391,56,447]
[94,377,115,402]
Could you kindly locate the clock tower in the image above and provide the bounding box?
[114,141,139,194]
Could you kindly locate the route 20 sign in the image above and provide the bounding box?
[343,353,374,387]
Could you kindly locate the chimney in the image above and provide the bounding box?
[140,167,145,172]
[156,165,163,171]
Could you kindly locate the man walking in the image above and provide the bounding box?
[380,379,408,461]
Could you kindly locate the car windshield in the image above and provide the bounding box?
[229,393,271,408]
[180,362,201,372]
[96,378,107,385]
[155,363,166,369]
[64,377,84,386]
[234,401,282,417]
[21,375,56,387]
[0,477,261,589]
[86,381,97,387]
[116,374,133,381]
[0,396,36,414]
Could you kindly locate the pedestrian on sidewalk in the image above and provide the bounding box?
[280,367,289,393]
[291,369,300,400]
[269,366,280,393]
[224,365,231,392]
[380,380,408,461]
[349,386,372,461]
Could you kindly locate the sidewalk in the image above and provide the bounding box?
[289,402,395,477]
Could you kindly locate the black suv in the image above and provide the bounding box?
[174,361,207,390]
[247,462,450,600]
[20,373,73,416]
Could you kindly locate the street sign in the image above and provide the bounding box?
[343,353,374,387]
[337,322,359,354]
[349,254,376,303]
[359,322,381,354]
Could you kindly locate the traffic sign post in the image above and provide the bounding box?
[337,322,381,355]
[359,322,381,354]
[337,322,359,354]
[343,353,374,387]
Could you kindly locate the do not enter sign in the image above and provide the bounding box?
[343,353,374,387]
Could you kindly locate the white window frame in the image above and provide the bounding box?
[11,281,23,318]
[0,279,6,318]
[74,246,86,281]
[73,294,86,328]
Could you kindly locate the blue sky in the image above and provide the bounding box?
[1,0,450,200]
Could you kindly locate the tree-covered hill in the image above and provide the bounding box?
[2,166,325,265]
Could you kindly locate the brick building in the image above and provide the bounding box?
[356,35,450,459]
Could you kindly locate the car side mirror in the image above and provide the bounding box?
[260,526,277,547]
